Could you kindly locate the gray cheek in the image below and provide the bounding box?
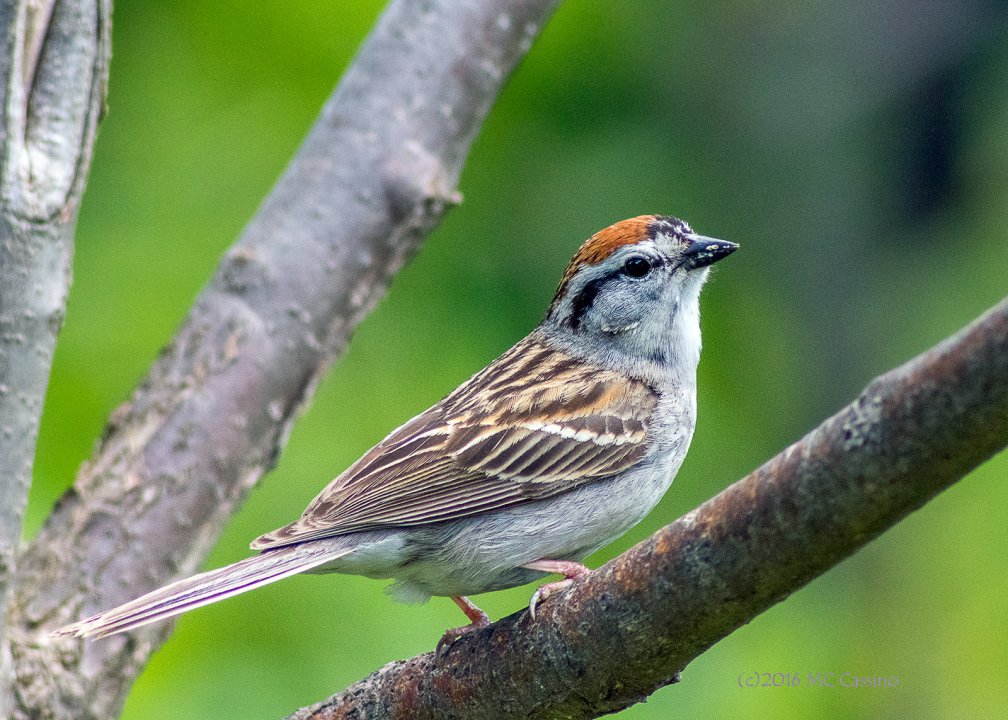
[592,286,655,332]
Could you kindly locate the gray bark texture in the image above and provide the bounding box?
[285,295,1008,720]
[4,1,561,718]
[0,0,109,717]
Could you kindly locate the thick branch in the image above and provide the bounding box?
[0,0,109,715]
[288,295,1008,720]
[7,1,560,719]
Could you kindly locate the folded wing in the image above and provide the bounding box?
[252,335,658,550]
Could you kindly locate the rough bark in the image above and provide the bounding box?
[5,1,561,718]
[285,295,1008,720]
[0,0,109,716]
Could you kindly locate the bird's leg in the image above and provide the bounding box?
[437,595,491,654]
[522,559,591,620]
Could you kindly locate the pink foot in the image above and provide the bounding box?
[522,559,591,620]
[437,595,491,654]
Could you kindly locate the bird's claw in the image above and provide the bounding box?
[436,621,486,656]
[528,588,543,621]
[437,598,491,657]
[528,578,574,621]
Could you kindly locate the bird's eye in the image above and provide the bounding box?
[621,256,652,278]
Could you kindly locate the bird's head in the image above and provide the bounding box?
[543,215,737,377]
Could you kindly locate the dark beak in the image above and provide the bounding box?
[683,234,738,270]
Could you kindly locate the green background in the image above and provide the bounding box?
[29,1,1008,718]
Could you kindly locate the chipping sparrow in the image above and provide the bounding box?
[53,215,737,645]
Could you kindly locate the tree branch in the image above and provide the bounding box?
[285,295,1008,720]
[0,0,109,715]
[7,1,560,718]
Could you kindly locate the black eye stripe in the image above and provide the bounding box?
[566,255,658,329]
[568,276,605,330]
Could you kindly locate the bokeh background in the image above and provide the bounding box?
[27,1,1008,718]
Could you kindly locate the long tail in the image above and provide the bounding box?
[51,542,350,639]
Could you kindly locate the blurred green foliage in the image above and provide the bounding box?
[28,1,1008,718]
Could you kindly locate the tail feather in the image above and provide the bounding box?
[51,543,350,639]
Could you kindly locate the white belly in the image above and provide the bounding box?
[383,435,689,601]
[315,383,696,602]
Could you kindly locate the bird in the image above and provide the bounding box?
[52,215,737,646]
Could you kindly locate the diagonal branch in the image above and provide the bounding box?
[7,1,561,718]
[286,295,1008,720]
[0,0,110,715]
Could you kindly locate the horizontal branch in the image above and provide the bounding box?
[289,295,1008,719]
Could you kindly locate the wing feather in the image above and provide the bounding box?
[252,334,658,550]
